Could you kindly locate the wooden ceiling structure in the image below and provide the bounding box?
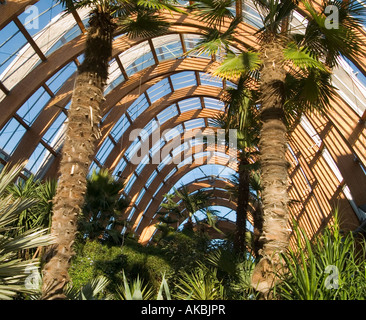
[1,0,366,246]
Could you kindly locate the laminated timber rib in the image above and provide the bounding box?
[1,1,365,245]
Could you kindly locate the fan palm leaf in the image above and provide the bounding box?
[0,163,55,300]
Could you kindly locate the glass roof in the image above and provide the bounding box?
[1,0,366,239]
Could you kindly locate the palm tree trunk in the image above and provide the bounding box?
[251,40,290,296]
[252,202,263,259]
[234,156,250,254]
[41,11,114,300]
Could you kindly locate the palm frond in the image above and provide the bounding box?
[65,275,111,300]
[214,51,262,79]
[0,163,56,299]
[189,16,241,57]
[137,0,185,13]
[283,68,336,127]
[301,0,365,67]
[156,273,171,300]
[118,10,170,39]
[256,0,297,38]
[191,0,235,29]
[117,270,155,300]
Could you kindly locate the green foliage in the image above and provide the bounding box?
[283,42,328,72]
[155,185,219,243]
[301,0,366,67]
[69,238,174,297]
[174,264,226,300]
[65,275,111,300]
[121,239,174,289]
[79,169,129,244]
[117,271,155,300]
[69,240,126,294]
[116,271,171,300]
[214,51,262,80]
[205,247,258,299]
[0,163,55,300]
[273,212,366,300]
[159,231,211,273]
[5,176,56,239]
[189,17,241,56]
[190,0,235,28]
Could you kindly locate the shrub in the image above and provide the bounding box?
[273,212,366,300]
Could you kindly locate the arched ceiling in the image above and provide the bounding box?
[1,0,366,245]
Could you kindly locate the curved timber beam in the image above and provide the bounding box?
[130,153,237,233]
[8,58,216,166]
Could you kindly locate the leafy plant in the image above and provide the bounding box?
[66,275,111,300]
[79,169,129,244]
[0,163,55,300]
[116,271,171,300]
[174,263,226,300]
[273,211,366,300]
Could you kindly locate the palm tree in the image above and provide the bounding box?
[0,163,55,300]
[41,0,182,300]
[211,76,260,254]
[175,185,213,230]
[79,168,129,243]
[156,185,214,237]
[190,0,365,296]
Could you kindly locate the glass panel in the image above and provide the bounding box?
[152,182,164,198]
[322,148,343,183]
[0,21,28,78]
[104,58,125,94]
[113,158,127,177]
[164,167,177,182]
[110,113,130,142]
[26,143,51,174]
[124,173,137,195]
[178,97,201,113]
[0,24,37,92]
[184,118,205,130]
[146,169,158,188]
[135,187,146,206]
[146,77,171,103]
[0,118,27,155]
[183,34,210,59]
[136,154,149,175]
[300,115,322,147]
[46,61,77,93]
[118,41,155,77]
[157,104,178,125]
[16,86,51,125]
[170,71,196,90]
[204,97,225,110]
[199,72,223,87]
[152,34,183,61]
[95,137,114,164]
[127,94,149,121]
[17,0,64,37]
[42,112,67,147]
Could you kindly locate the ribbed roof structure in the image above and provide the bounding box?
[1,0,366,245]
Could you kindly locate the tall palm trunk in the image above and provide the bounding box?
[251,40,290,296]
[252,202,263,258]
[234,156,250,254]
[41,11,115,300]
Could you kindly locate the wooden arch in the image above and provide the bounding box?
[1,0,365,243]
